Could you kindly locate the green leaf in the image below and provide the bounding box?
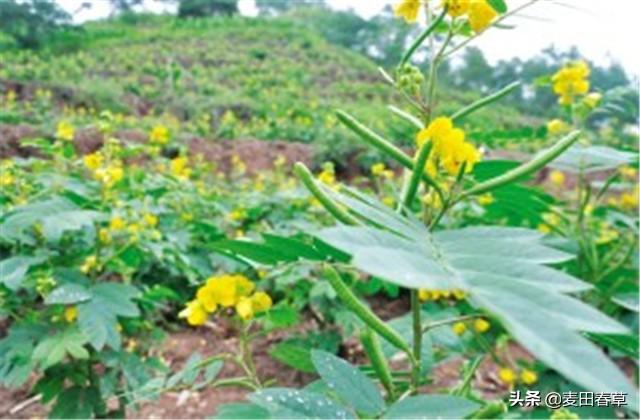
[310,350,385,416]
[313,195,635,400]
[249,388,355,419]
[45,283,93,305]
[0,255,45,290]
[269,342,316,373]
[41,209,102,242]
[0,197,76,242]
[587,333,639,358]
[77,283,141,350]
[487,0,507,14]
[611,293,639,312]
[214,403,270,419]
[384,395,480,419]
[549,145,635,174]
[32,328,89,370]
[50,386,101,419]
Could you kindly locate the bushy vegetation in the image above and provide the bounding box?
[0,0,638,419]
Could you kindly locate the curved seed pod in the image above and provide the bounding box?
[293,162,359,226]
[459,130,581,199]
[323,265,414,362]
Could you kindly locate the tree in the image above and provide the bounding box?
[107,0,143,14]
[177,0,238,18]
[0,0,71,49]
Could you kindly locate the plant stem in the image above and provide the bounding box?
[421,314,481,333]
[409,290,422,394]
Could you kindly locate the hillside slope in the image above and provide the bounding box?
[0,15,528,164]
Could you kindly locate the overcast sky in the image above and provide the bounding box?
[56,0,639,77]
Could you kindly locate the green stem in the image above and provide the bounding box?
[410,290,422,394]
[293,162,359,226]
[399,8,448,66]
[421,314,481,333]
[323,265,415,363]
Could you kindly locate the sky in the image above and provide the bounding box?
[55,0,640,76]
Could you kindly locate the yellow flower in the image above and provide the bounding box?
[552,60,590,105]
[537,223,552,234]
[235,296,254,320]
[371,163,387,177]
[596,223,619,244]
[382,196,395,207]
[452,289,466,300]
[394,0,421,23]
[619,188,639,210]
[56,121,75,141]
[149,125,170,145]
[179,300,208,326]
[80,255,98,274]
[196,285,219,312]
[109,216,126,231]
[416,117,480,175]
[64,306,78,323]
[467,0,498,33]
[142,213,158,227]
[318,163,336,186]
[416,117,453,148]
[443,0,469,17]
[452,322,467,335]
[94,164,124,187]
[542,212,561,226]
[547,119,569,135]
[171,156,191,180]
[476,193,494,206]
[549,170,565,186]
[251,291,273,312]
[498,367,516,385]
[474,318,490,333]
[418,289,431,301]
[83,152,103,170]
[0,173,14,186]
[619,165,637,181]
[228,208,246,222]
[98,228,111,244]
[520,369,538,385]
[583,92,602,108]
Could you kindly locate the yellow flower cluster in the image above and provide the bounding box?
[416,117,481,176]
[537,212,561,234]
[452,318,490,335]
[83,147,125,188]
[443,0,498,32]
[371,162,394,179]
[394,0,421,23]
[552,60,590,105]
[179,274,272,326]
[149,125,170,145]
[394,0,498,32]
[102,213,160,244]
[418,288,466,301]
[56,121,75,141]
[498,367,538,386]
